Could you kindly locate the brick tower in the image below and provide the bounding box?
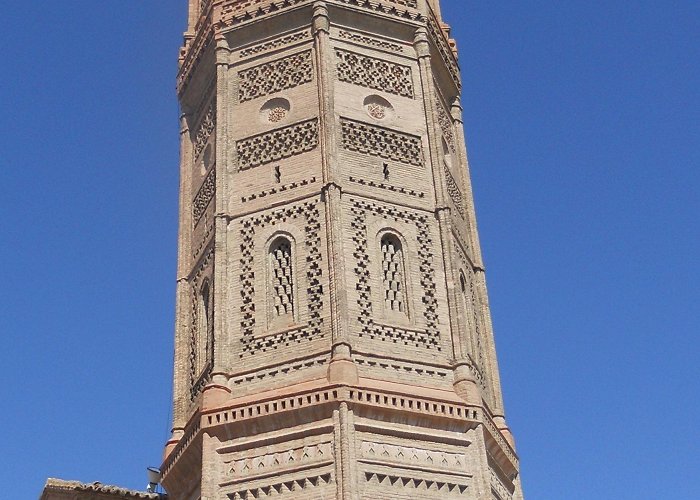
[161,0,523,498]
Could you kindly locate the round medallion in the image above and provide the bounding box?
[260,97,291,124]
[363,95,394,122]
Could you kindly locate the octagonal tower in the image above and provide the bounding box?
[161,1,523,498]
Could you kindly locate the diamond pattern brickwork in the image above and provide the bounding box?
[335,49,414,98]
[340,118,423,166]
[236,119,319,170]
[238,50,313,102]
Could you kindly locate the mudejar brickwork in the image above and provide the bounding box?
[162,0,524,498]
[43,1,524,498]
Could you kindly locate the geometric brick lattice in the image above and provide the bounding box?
[340,117,424,166]
[436,94,455,152]
[237,119,319,171]
[238,50,314,102]
[443,164,466,218]
[335,49,414,98]
[350,198,441,350]
[192,167,216,226]
[193,99,215,160]
[239,201,323,356]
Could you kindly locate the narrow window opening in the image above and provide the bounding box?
[381,234,407,315]
[269,238,294,319]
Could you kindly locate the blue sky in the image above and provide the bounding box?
[0,1,697,498]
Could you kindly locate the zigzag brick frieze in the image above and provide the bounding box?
[228,472,334,499]
[364,471,469,494]
[332,0,424,22]
[360,441,467,471]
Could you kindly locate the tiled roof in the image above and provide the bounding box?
[42,478,165,499]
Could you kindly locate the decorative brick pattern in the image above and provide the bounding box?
[381,235,407,314]
[189,246,214,399]
[353,355,452,380]
[192,167,215,226]
[469,268,486,373]
[336,49,414,98]
[229,473,334,499]
[427,7,462,91]
[242,177,317,203]
[364,472,469,494]
[444,164,466,218]
[350,199,441,349]
[238,50,313,102]
[199,0,212,14]
[192,218,214,260]
[490,468,514,500]
[437,95,456,152]
[177,16,213,93]
[332,0,424,22]
[229,355,328,387]
[193,100,215,160]
[239,122,314,168]
[239,201,323,355]
[227,442,332,477]
[221,0,314,28]
[239,30,311,57]
[360,441,467,470]
[340,118,423,166]
[348,176,425,199]
[338,30,404,53]
[270,239,295,318]
[237,119,319,171]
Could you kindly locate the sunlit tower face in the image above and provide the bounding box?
[161,1,523,499]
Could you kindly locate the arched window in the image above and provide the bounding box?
[381,234,407,315]
[269,237,294,319]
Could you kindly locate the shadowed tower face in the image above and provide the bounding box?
[161,0,523,498]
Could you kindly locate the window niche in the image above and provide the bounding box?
[267,236,296,326]
[195,279,212,377]
[380,233,408,318]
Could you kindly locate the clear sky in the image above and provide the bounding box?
[0,1,697,499]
